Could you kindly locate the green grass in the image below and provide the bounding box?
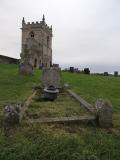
[0,64,41,105]
[62,72,120,127]
[0,64,120,160]
[27,92,89,118]
[0,124,120,160]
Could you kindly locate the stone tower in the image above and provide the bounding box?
[20,15,52,68]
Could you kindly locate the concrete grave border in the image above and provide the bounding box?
[3,88,113,129]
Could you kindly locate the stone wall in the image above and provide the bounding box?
[0,55,19,64]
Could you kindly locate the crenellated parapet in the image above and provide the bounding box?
[22,15,52,36]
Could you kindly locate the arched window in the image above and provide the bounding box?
[30,31,34,38]
[34,58,37,67]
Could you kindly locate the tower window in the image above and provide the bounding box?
[34,58,37,67]
[30,32,34,38]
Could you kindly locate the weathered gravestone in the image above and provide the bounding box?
[52,64,59,68]
[95,99,113,128]
[19,63,33,75]
[3,104,22,128]
[69,67,74,73]
[104,72,109,76]
[114,71,118,77]
[42,67,62,89]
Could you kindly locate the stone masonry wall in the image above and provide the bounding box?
[0,55,19,64]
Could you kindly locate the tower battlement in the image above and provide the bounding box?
[22,15,52,35]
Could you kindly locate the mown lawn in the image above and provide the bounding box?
[27,92,89,118]
[0,64,41,105]
[62,72,120,127]
[0,64,120,160]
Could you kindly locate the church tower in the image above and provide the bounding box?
[20,15,52,68]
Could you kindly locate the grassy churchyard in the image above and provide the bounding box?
[0,64,120,160]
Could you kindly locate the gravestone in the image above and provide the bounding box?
[70,67,74,73]
[3,104,22,128]
[95,99,112,128]
[19,63,33,75]
[84,68,90,74]
[104,72,108,76]
[52,64,59,68]
[114,71,118,77]
[42,67,62,89]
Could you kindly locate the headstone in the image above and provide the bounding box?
[70,67,74,73]
[104,72,108,76]
[19,63,33,75]
[42,67,62,89]
[84,68,90,74]
[52,64,59,68]
[114,71,118,77]
[95,99,112,128]
[3,104,22,128]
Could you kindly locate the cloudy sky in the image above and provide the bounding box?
[0,0,120,72]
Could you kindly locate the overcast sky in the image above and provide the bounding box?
[0,0,120,72]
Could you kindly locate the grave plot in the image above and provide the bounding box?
[26,91,91,119]
[1,66,112,128]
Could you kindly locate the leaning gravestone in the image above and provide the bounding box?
[42,67,62,89]
[19,63,33,75]
[95,99,112,128]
